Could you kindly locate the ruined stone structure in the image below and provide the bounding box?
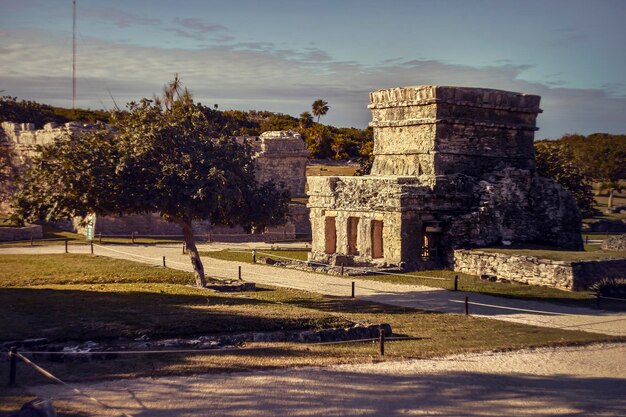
[308,86,582,268]
[246,130,309,197]
[1,121,91,161]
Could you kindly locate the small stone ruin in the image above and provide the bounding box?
[308,85,583,269]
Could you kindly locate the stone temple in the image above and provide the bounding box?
[307,85,582,269]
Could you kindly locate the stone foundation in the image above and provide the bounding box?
[454,249,626,290]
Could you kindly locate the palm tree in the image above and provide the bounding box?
[299,111,313,129]
[311,99,329,123]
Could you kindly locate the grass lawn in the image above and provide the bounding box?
[0,253,619,398]
[1,254,621,415]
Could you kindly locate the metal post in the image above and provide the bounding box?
[30,237,34,246]
[90,241,94,255]
[465,296,469,315]
[341,264,345,276]
[238,265,242,281]
[182,242,186,255]
[163,256,166,268]
[131,232,135,244]
[379,329,385,356]
[9,347,17,386]
[99,232,102,244]
[65,239,68,253]
[351,281,355,298]
[454,275,458,291]
[208,231,212,243]
[252,250,256,263]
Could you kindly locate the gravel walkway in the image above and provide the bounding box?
[30,343,626,416]
[4,243,626,336]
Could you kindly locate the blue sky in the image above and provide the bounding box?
[1,0,625,139]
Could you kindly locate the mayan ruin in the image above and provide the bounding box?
[308,85,583,269]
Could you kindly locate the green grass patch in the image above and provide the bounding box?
[202,249,309,263]
[478,245,626,261]
[0,254,199,286]
[0,253,621,394]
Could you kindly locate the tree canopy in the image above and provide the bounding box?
[14,80,290,286]
[534,140,595,215]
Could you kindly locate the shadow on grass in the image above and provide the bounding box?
[0,287,348,343]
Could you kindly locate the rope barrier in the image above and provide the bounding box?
[13,352,133,417]
[598,295,626,302]
[448,299,583,316]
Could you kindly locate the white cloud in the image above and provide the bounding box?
[2,28,625,138]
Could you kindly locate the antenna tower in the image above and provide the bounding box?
[72,0,76,109]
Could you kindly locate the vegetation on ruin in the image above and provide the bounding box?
[0,253,617,397]
[11,78,291,287]
[477,245,626,262]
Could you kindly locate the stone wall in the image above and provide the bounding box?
[0,224,43,241]
[454,249,626,290]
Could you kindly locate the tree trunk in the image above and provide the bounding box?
[175,216,206,287]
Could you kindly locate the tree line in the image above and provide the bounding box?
[0,95,373,161]
[535,133,626,215]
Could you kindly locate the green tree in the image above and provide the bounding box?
[14,80,290,287]
[311,99,329,123]
[299,111,313,129]
[534,140,595,215]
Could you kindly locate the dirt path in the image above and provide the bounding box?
[30,343,626,416]
[4,243,626,336]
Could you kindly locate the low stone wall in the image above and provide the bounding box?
[0,224,43,241]
[453,249,626,291]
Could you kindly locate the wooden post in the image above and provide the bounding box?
[454,275,458,291]
[182,242,186,254]
[64,239,68,253]
[99,232,102,244]
[90,240,94,254]
[379,328,385,356]
[208,231,212,243]
[30,237,34,246]
[131,232,135,244]
[585,236,589,245]
[465,296,469,315]
[351,281,355,298]
[252,250,256,263]
[163,256,166,268]
[238,265,242,281]
[341,263,345,276]
[8,347,17,386]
